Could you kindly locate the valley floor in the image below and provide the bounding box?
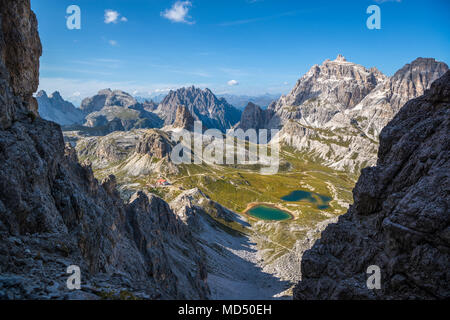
[73,131,357,299]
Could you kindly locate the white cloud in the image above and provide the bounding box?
[109,40,118,46]
[104,10,127,24]
[161,1,194,24]
[227,80,239,86]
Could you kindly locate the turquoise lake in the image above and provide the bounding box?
[247,205,291,221]
[281,190,332,209]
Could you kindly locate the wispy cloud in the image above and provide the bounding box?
[108,40,118,46]
[40,65,114,76]
[227,80,239,86]
[218,11,298,27]
[70,59,122,68]
[104,10,127,24]
[161,1,194,24]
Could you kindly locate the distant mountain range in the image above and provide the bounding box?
[37,86,242,133]
[135,93,167,104]
[37,55,448,173]
[217,93,281,110]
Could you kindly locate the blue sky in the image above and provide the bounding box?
[31,0,450,104]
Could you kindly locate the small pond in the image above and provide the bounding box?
[281,190,332,210]
[247,205,292,221]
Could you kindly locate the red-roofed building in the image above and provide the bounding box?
[156,179,170,186]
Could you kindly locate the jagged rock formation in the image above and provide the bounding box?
[268,55,387,129]
[76,129,179,177]
[270,56,448,173]
[0,0,208,300]
[172,105,195,131]
[294,71,450,300]
[82,89,163,133]
[237,102,273,131]
[76,130,142,168]
[135,130,173,159]
[142,100,159,112]
[342,58,449,138]
[36,90,85,126]
[0,0,41,129]
[156,86,242,132]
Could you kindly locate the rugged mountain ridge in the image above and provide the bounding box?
[82,89,163,133]
[0,0,208,299]
[237,102,274,131]
[267,55,387,129]
[157,86,242,132]
[294,71,450,299]
[266,56,447,172]
[341,57,449,138]
[171,105,195,131]
[36,90,85,126]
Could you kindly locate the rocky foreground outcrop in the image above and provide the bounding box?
[294,71,450,299]
[0,0,208,299]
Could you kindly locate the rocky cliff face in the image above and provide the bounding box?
[345,58,449,138]
[0,0,41,129]
[36,90,85,126]
[268,55,386,129]
[271,56,447,173]
[157,86,242,132]
[172,105,195,131]
[0,0,208,300]
[294,71,450,299]
[135,130,173,159]
[237,102,273,131]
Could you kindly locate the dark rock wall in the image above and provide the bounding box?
[0,0,208,299]
[294,71,450,300]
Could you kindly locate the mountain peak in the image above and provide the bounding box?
[172,105,195,131]
[157,86,241,131]
[49,91,63,101]
[335,54,347,62]
[98,88,113,95]
[36,90,48,98]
